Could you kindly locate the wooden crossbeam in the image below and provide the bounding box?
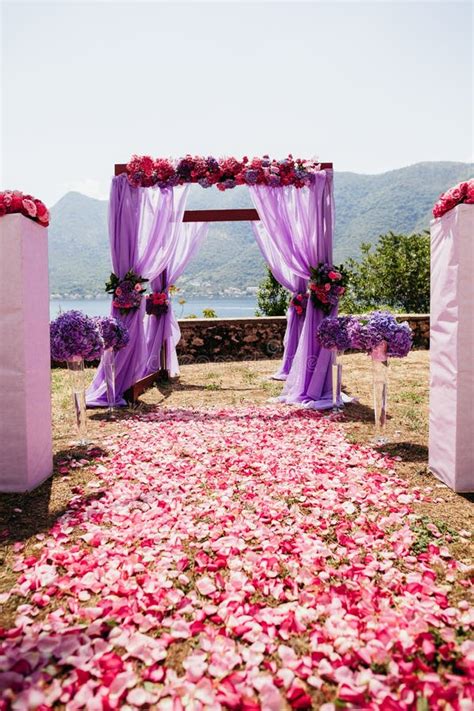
[183,208,259,222]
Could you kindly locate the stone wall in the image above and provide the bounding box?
[176,314,429,365]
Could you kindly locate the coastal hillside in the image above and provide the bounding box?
[48,161,472,298]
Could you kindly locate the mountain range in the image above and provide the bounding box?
[48,161,472,298]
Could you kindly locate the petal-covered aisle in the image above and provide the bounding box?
[0,407,472,710]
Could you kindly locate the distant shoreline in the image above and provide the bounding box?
[50,296,258,320]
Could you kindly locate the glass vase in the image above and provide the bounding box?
[371,342,389,443]
[67,358,89,445]
[331,349,344,413]
[103,347,116,416]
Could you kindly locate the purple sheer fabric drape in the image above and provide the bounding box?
[250,171,336,407]
[251,219,307,379]
[86,175,190,407]
[144,222,208,378]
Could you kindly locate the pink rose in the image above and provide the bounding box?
[22,199,37,217]
[134,283,142,292]
[465,180,474,203]
[328,271,341,281]
[324,283,331,291]
[338,286,346,294]
[115,287,122,296]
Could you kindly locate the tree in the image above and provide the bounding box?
[340,231,430,314]
[255,267,289,316]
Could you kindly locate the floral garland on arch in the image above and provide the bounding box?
[126,154,324,191]
[105,271,148,315]
[0,190,49,226]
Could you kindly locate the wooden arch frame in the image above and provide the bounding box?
[114,160,334,400]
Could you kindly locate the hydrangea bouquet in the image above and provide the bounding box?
[95,316,129,351]
[316,316,361,351]
[357,311,413,358]
[50,311,104,362]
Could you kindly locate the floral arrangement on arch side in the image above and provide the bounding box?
[105,271,148,315]
[432,178,474,218]
[126,154,325,191]
[146,292,169,317]
[0,190,49,226]
[309,262,347,315]
[289,292,308,316]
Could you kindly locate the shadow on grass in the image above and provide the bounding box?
[0,447,108,542]
[341,400,380,423]
[375,441,428,463]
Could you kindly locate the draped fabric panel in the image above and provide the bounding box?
[251,219,306,379]
[144,222,208,378]
[250,171,336,407]
[86,175,190,406]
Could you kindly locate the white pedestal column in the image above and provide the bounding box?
[0,214,53,492]
[429,204,474,492]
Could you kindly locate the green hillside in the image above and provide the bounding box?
[48,161,472,297]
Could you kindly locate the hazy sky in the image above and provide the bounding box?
[1,0,472,206]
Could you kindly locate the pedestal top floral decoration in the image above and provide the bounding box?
[432,178,474,218]
[105,271,148,315]
[0,190,49,226]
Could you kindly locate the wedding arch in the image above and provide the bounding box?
[86,155,336,409]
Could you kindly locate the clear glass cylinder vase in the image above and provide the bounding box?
[103,347,116,415]
[331,349,344,413]
[371,341,389,443]
[67,358,89,445]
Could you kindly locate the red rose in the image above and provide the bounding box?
[11,194,22,210]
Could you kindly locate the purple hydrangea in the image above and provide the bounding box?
[95,316,129,351]
[316,316,360,351]
[358,311,413,357]
[50,310,104,362]
[245,169,259,185]
[387,320,413,358]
